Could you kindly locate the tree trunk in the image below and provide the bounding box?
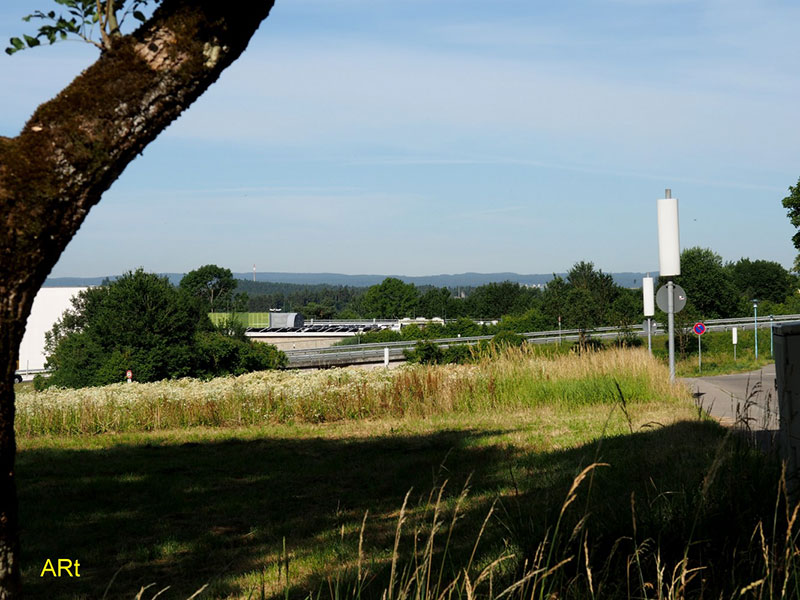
[0,1,275,595]
[0,300,23,599]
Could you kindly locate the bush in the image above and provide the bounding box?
[336,328,403,346]
[32,374,48,392]
[404,342,476,365]
[491,331,526,348]
[403,341,444,364]
[613,329,643,348]
[442,344,474,364]
[497,308,549,333]
[194,332,286,377]
[576,337,606,352]
[444,317,490,337]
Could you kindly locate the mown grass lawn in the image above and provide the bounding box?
[15,349,784,599]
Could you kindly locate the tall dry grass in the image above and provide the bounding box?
[15,347,688,436]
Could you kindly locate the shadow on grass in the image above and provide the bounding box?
[17,419,779,599]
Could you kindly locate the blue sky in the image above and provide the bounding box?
[2,0,799,277]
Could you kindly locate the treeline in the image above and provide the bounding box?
[236,280,364,318]
[334,262,641,346]
[235,262,643,329]
[660,248,797,318]
[237,250,798,332]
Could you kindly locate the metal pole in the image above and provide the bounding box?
[558,315,562,345]
[647,317,652,354]
[668,280,675,381]
[754,301,758,360]
[698,335,702,372]
[771,315,774,356]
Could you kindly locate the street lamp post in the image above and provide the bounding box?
[753,299,759,360]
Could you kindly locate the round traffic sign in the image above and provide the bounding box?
[656,284,687,314]
[126,369,133,379]
[693,322,706,336]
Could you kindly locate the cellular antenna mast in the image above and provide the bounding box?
[657,188,681,381]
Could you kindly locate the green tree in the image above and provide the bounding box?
[782,177,800,271]
[564,287,602,347]
[46,270,206,387]
[361,278,419,318]
[728,258,792,304]
[609,288,643,346]
[609,288,642,328]
[44,285,110,353]
[541,275,569,328]
[443,317,486,338]
[332,307,358,319]
[213,313,248,341]
[300,302,336,320]
[0,4,276,588]
[567,261,619,307]
[497,308,549,333]
[194,332,286,377]
[46,270,286,387]
[179,264,239,313]
[418,287,461,319]
[562,261,621,344]
[465,281,536,319]
[661,247,740,318]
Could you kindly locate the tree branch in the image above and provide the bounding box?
[1,0,275,298]
[96,0,111,49]
[106,0,121,39]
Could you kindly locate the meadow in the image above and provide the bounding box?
[14,347,790,599]
[15,346,682,436]
[651,326,775,377]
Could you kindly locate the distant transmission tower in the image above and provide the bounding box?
[253,264,256,282]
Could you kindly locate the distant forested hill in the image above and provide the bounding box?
[44,271,648,289]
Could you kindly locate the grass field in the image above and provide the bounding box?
[14,347,788,599]
[650,327,776,377]
[14,346,683,436]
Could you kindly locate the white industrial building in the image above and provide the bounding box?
[17,287,87,376]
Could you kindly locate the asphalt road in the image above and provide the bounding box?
[682,363,778,430]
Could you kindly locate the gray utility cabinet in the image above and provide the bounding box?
[774,323,800,496]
